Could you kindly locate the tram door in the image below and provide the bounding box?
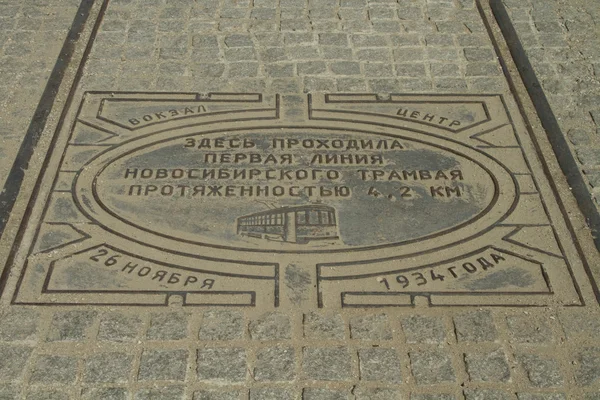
[284,211,296,243]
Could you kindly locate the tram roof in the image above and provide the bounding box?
[238,204,335,219]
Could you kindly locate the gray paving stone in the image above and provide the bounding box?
[354,388,403,399]
[265,63,295,77]
[463,47,495,62]
[364,63,394,77]
[410,395,456,400]
[517,354,564,388]
[138,349,188,381]
[97,313,142,342]
[134,387,185,400]
[0,344,33,381]
[254,347,296,381]
[25,389,70,400]
[410,350,456,385]
[0,384,18,400]
[146,313,188,340]
[302,347,352,381]
[0,309,39,341]
[318,33,348,46]
[463,389,512,400]
[29,355,78,384]
[249,388,297,400]
[358,348,402,383]
[81,388,128,400]
[249,312,291,340]
[330,61,361,75]
[199,310,245,341]
[349,314,393,340]
[298,61,328,75]
[47,311,97,342]
[337,78,367,91]
[465,349,511,382]
[83,352,133,383]
[229,62,259,77]
[303,312,345,340]
[224,34,253,47]
[193,390,243,400]
[575,347,600,386]
[516,394,566,400]
[453,310,498,342]
[197,348,247,383]
[402,315,446,344]
[302,388,350,400]
[190,63,226,78]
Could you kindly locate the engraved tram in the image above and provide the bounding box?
[236,205,339,244]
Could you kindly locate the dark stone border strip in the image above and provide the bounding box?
[489,0,600,251]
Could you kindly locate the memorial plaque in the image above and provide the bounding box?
[7,92,591,308]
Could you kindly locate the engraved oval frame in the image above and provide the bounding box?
[74,124,519,260]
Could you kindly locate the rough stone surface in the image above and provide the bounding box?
[134,387,185,400]
[453,310,498,342]
[254,347,296,381]
[302,347,353,381]
[349,314,393,340]
[463,389,512,400]
[358,347,402,383]
[97,313,142,342]
[138,349,188,381]
[354,387,404,399]
[304,312,345,340]
[575,347,600,386]
[46,311,97,342]
[410,350,456,385]
[25,389,70,400]
[249,312,291,340]
[83,352,133,383]
[516,394,567,400]
[517,354,564,388]
[193,390,243,400]
[402,315,446,344]
[197,348,247,383]
[146,312,189,340]
[506,315,554,343]
[29,355,78,384]
[464,349,511,382]
[0,345,33,381]
[0,309,39,341]
[249,388,297,400]
[199,310,245,341]
[302,388,350,400]
[81,388,129,400]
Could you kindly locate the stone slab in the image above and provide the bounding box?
[2,88,594,309]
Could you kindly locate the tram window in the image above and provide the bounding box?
[296,211,307,225]
[268,215,273,225]
[309,211,320,225]
[320,211,329,225]
[275,214,283,225]
[330,212,335,225]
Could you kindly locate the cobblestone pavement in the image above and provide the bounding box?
[0,0,599,399]
[499,0,600,241]
[0,0,80,192]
